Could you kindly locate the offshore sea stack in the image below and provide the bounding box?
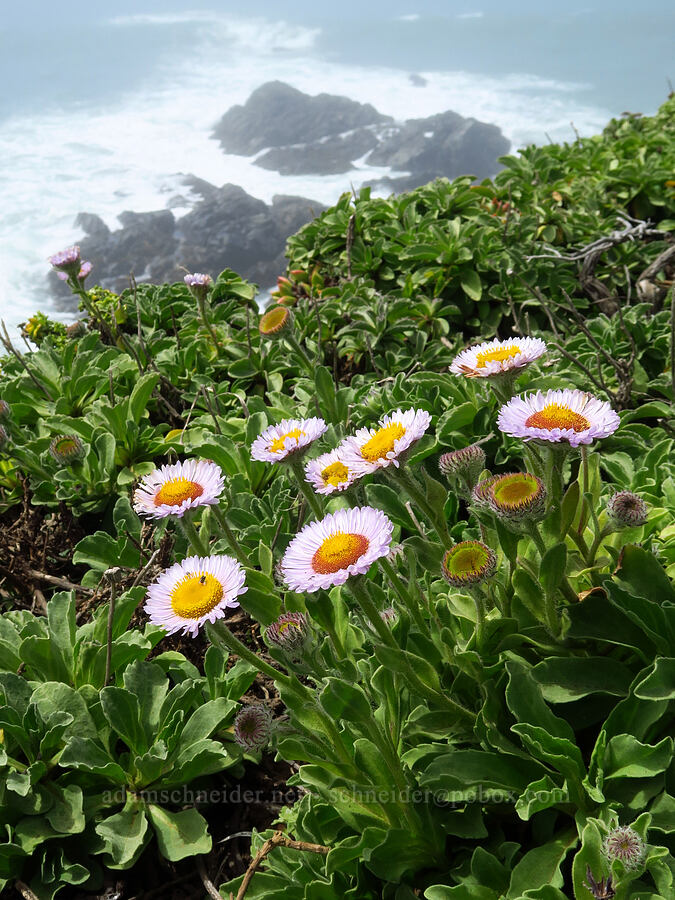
[213,80,510,187]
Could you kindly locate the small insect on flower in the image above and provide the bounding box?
[606,491,648,528]
[305,446,357,494]
[49,434,85,465]
[258,306,294,339]
[234,705,273,753]
[498,388,620,448]
[251,417,327,463]
[450,336,546,378]
[342,408,431,476]
[442,541,497,587]
[133,459,224,520]
[281,506,393,593]
[602,825,645,871]
[144,554,247,637]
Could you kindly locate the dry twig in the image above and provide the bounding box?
[236,830,330,900]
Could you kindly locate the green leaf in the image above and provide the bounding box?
[507,829,577,897]
[634,657,675,700]
[460,268,482,301]
[59,736,127,783]
[100,686,148,754]
[603,734,673,780]
[539,543,567,598]
[238,570,280,625]
[147,804,212,861]
[505,661,574,740]
[43,783,85,834]
[96,796,150,868]
[515,775,566,821]
[122,660,169,749]
[128,373,159,425]
[532,657,634,703]
[179,698,237,748]
[615,545,675,604]
[30,682,97,739]
[320,679,372,724]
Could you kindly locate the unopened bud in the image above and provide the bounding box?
[265,612,311,656]
[49,434,85,465]
[607,491,648,528]
[234,705,273,753]
[603,825,645,871]
[439,444,486,491]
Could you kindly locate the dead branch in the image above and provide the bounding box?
[236,830,330,900]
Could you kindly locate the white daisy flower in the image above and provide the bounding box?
[144,554,247,637]
[133,459,224,519]
[341,408,431,476]
[250,417,327,463]
[281,506,393,593]
[450,336,546,377]
[304,445,358,494]
[497,388,620,447]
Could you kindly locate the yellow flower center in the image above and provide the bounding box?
[259,307,290,335]
[312,532,369,574]
[475,345,521,368]
[321,460,350,487]
[446,544,489,578]
[492,474,540,508]
[270,428,306,453]
[525,403,590,433]
[361,423,406,462]
[155,477,204,507]
[170,573,224,619]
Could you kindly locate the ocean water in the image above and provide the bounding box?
[0,2,672,331]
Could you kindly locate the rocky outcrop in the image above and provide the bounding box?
[51,183,324,303]
[211,81,510,187]
[212,81,391,156]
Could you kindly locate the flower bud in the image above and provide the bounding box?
[439,444,486,491]
[184,272,213,301]
[442,541,497,587]
[49,434,85,465]
[0,424,8,450]
[606,491,648,528]
[258,306,293,340]
[488,472,547,524]
[265,612,311,656]
[380,607,398,625]
[470,474,499,509]
[0,399,10,420]
[603,825,645,871]
[48,245,81,278]
[233,705,273,753]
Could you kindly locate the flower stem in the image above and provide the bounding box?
[209,619,290,684]
[198,296,221,353]
[210,504,251,567]
[177,512,209,557]
[288,458,324,520]
[391,467,451,549]
[379,556,428,634]
[284,332,315,374]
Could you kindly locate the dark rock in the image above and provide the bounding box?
[50,185,325,305]
[212,80,391,155]
[255,128,379,175]
[75,213,110,238]
[366,112,510,183]
[212,81,509,188]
